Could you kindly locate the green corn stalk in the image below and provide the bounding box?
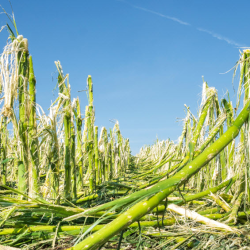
[110,129,115,177]
[236,52,246,110]
[46,107,60,202]
[55,61,71,200]
[195,112,226,155]
[176,116,188,157]
[63,103,71,200]
[115,124,122,175]
[98,127,106,182]
[17,37,29,198]
[74,97,84,192]
[50,140,60,202]
[71,119,77,200]
[243,50,250,105]
[28,55,40,198]
[94,126,99,184]
[189,87,216,161]
[208,100,217,187]
[125,139,130,171]
[243,50,250,202]
[87,76,95,193]
[107,142,112,180]
[222,99,235,175]
[0,218,175,237]
[12,133,19,186]
[98,127,106,183]
[241,125,250,202]
[83,105,89,181]
[103,128,108,181]
[219,125,227,181]
[1,117,7,185]
[175,176,237,206]
[185,112,191,155]
[214,95,224,183]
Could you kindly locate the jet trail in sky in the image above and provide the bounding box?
[116,0,190,26]
[116,0,244,47]
[197,28,244,47]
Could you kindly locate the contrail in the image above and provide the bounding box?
[132,6,190,26]
[116,0,245,47]
[197,28,244,47]
[116,0,190,26]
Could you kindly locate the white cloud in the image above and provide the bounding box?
[197,28,244,47]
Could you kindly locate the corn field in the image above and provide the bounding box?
[1,14,250,250]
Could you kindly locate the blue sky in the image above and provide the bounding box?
[0,0,249,154]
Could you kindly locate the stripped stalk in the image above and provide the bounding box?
[55,61,71,200]
[87,76,95,193]
[71,119,77,200]
[94,126,99,184]
[1,117,7,185]
[28,55,40,198]
[17,36,29,198]
[189,87,216,161]
[74,97,83,192]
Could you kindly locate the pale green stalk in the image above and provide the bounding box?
[176,116,188,157]
[107,142,112,180]
[94,126,99,184]
[116,128,122,174]
[71,120,77,200]
[222,99,235,182]
[17,38,29,198]
[49,114,60,202]
[28,56,40,198]
[125,139,130,172]
[55,61,71,200]
[208,100,216,187]
[110,129,115,177]
[83,105,89,181]
[189,88,216,161]
[185,112,191,155]
[236,52,246,109]
[243,50,250,202]
[63,111,71,199]
[1,117,7,185]
[195,112,226,155]
[87,76,95,193]
[75,98,83,192]
[103,128,108,181]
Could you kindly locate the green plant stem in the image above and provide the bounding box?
[87,76,95,193]
[55,61,71,200]
[75,98,83,192]
[71,121,77,200]
[28,56,40,199]
[94,126,99,184]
